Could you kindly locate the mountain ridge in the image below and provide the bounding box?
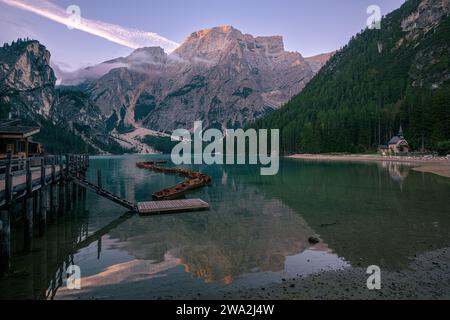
[0,39,128,154]
[57,26,332,133]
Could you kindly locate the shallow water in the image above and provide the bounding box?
[1,155,449,299]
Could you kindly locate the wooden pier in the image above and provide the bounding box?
[0,154,211,276]
[0,153,89,275]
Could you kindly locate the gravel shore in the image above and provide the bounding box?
[287,154,450,178]
[219,247,450,300]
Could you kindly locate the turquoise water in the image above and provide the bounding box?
[1,155,450,299]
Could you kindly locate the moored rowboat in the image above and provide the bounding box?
[136,161,212,201]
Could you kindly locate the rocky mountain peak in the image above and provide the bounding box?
[174,26,293,64]
[104,46,168,67]
[173,25,243,62]
[81,26,333,132]
[124,46,168,65]
[0,39,56,117]
[182,25,239,43]
[0,39,56,92]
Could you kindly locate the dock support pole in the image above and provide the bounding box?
[59,156,65,216]
[71,155,77,207]
[78,159,84,200]
[97,170,102,189]
[49,160,54,216]
[50,163,57,218]
[24,160,33,252]
[1,152,13,274]
[73,180,78,206]
[65,155,72,212]
[0,207,11,275]
[66,182,72,212]
[39,159,47,235]
[33,192,39,220]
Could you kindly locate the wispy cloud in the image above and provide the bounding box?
[0,0,180,52]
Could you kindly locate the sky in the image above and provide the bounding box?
[0,0,406,71]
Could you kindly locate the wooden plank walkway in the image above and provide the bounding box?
[137,199,210,215]
[0,166,63,207]
[0,166,61,191]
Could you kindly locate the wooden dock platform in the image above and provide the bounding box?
[137,199,210,216]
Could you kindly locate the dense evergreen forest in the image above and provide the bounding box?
[252,0,450,155]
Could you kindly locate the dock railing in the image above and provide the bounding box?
[1,153,90,274]
[0,153,89,207]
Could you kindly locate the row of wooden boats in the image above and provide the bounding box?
[136,161,212,201]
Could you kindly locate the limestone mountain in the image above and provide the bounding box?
[78,26,330,133]
[1,26,333,154]
[0,39,125,154]
[0,40,56,119]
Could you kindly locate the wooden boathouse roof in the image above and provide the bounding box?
[0,125,40,139]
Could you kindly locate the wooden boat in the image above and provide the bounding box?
[136,161,212,201]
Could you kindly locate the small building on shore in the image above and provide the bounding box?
[0,119,42,159]
[379,126,410,156]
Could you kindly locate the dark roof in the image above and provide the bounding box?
[0,119,20,126]
[0,125,40,138]
[389,136,410,146]
[388,136,401,145]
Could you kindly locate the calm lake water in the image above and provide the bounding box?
[1,155,450,299]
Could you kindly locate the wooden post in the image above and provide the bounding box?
[65,154,70,178]
[33,190,39,219]
[72,180,78,206]
[83,155,87,171]
[5,152,12,203]
[39,158,47,235]
[66,181,72,212]
[59,157,65,216]
[25,138,29,158]
[97,169,102,189]
[65,155,72,212]
[50,163,57,216]
[97,237,102,260]
[81,155,88,198]
[24,159,33,252]
[0,207,11,275]
[1,153,13,274]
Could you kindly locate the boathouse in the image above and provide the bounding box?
[0,119,42,159]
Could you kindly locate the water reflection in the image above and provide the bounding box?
[378,161,411,187]
[1,156,449,299]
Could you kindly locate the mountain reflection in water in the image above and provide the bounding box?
[0,155,449,300]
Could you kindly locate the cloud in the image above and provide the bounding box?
[0,0,180,52]
[52,61,128,85]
